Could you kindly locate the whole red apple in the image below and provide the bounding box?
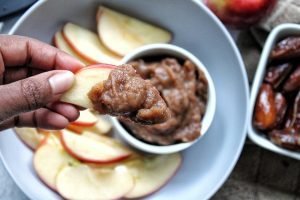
[204,0,277,29]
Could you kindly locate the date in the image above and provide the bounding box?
[253,84,277,130]
[285,91,300,130]
[264,63,292,89]
[271,36,300,61]
[274,92,287,128]
[269,128,300,151]
[283,65,300,92]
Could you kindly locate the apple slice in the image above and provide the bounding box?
[71,109,98,127]
[60,64,116,108]
[53,31,90,64]
[33,134,78,190]
[67,116,112,134]
[66,124,86,134]
[125,153,182,198]
[37,129,61,137]
[82,131,127,148]
[62,23,121,64]
[15,128,45,150]
[97,6,172,56]
[88,116,112,134]
[60,129,131,163]
[56,164,134,200]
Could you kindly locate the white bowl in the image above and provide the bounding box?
[0,0,249,199]
[248,23,300,160]
[111,44,216,154]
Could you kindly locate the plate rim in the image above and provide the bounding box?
[191,1,249,198]
[1,0,250,199]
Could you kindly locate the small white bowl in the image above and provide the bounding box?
[248,23,300,160]
[110,44,216,154]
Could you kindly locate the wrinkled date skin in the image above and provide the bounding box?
[269,128,300,150]
[285,91,300,130]
[264,63,292,89]
[268,91,300,150]
[253,84,277,130]
[271,37,300,61]
[283,65,300,92]
[274,92,287,127]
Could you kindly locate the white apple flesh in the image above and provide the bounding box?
[15,128,45,150]
[87,116,112,134]
[125,153,182,198]
[33,135,77,190]
[60,64,116,108]
[71,109,98,127]
[63,23,121,64]
[67,116,112,134]
[56,164,134,200]
[60,129,131,164]
[53,31,90,64]
[97,6,172,56]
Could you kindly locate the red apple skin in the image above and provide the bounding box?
[125,155,183,199]
[62,29,120,65]
[204,0,277,29]
[59,132,131,164]
[15,129,51,151]
[66,124,85,134]
[52,33,91,65]
[36,135,50,150]
[35,169,57,192]
[70,121,97,127]
[33,135,57,191]
[61,30,99,64]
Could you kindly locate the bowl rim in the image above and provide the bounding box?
[248,23,300,160]
[111,43,216,154]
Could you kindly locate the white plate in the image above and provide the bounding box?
[0,0,249,199]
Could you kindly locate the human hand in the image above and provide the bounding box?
[0,35,84,131]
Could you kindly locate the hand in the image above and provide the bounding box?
[0,35,84,131]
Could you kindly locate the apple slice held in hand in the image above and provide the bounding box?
[63,22,121,64]
[33,134,78,190]
[125,153,182,198]
[60,64,170,125]
[60,64,116,108]
[97,6,172,56]
[60,129,131,164]
[56,164,134,200]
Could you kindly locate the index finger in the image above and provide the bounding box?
[0,35,84,72]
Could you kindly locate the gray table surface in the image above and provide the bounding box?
[1,8,300,200]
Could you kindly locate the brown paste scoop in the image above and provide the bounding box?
[88,64,171,125]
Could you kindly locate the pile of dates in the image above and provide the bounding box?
[253,36,300,151]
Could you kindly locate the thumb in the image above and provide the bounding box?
[0,70,74,122]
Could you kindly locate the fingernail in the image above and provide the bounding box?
[49,71,74,95]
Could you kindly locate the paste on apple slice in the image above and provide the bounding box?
[61,64,170,125]
[88,64,171,124]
